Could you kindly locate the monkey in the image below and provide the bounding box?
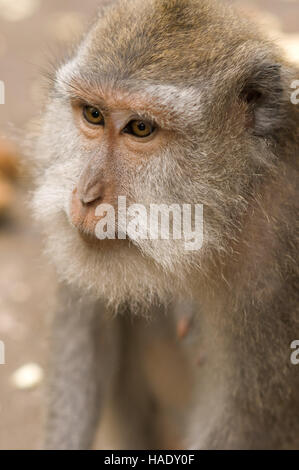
[31,0,299,450]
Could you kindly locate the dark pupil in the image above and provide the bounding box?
[91,109,100,118]
[138,122,146,131]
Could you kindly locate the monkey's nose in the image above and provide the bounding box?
[70,187,101,234]
[78,180,104,205]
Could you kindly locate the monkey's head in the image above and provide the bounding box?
[32,0,296,309]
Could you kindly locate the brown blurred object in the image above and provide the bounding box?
[0,137,19,215]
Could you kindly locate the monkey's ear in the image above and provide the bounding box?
[240,62,285,136]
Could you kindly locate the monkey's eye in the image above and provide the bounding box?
[83,106,104,126]
[124,120,155,138]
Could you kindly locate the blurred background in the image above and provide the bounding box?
[0,0,298,450]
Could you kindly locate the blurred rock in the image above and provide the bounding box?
[0,0,40,22]
[11,363,44,390]
[279,35,299,64]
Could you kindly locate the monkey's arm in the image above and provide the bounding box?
[45,283,118,450]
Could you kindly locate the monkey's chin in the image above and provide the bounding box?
[76,228,137,252]
[42,212,197,311]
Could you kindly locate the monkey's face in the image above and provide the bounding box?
[33,80,208,305]
[32,0,288,307]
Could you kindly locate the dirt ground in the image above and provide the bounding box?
[0,0,298,450]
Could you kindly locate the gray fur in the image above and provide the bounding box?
[32,0,299,449]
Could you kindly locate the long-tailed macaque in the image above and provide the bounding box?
[32,0,299,449]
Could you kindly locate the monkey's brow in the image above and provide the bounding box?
[55,74,200,129]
